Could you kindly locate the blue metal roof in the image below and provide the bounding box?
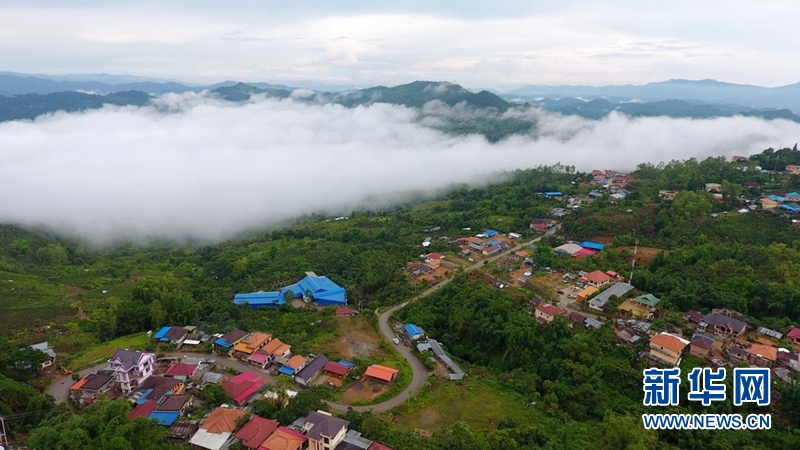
[278,366,296,376]
[338,360,355,367]
[483,230,498,237]
[132,389,154,405]
[767,194,786,202]
[405,324,423,337]
[214,338,232,348]
[154,327,171,340]
[579,241,605,251]
[148,411,180,426]
[233,274,346,308]
[543,191,563,196]
[487,239,500,246]
[781,204,800,212]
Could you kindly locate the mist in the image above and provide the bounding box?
[1,93,798,244]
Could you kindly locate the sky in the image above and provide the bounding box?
[1,94,797,244]
[0,1,799,90]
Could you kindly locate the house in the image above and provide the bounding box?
[233,332,272,356]
[760,198,779,210]
[247,351,271,369]
[684,310,704,325]
[302,411,350,450]
[323,361,352,379]
[568,311,586,325]
[690,335,715,359]
[758,327,783,340]
[407,262,433,277]
[150,395,191,426]
[550,208,568,217]
[259,426,308,450]
[543,191,563,198]
[576,286,598,302]
[278,355,307,376]
[160,327,189,344]
[295,355,330,386]
[732,156,747,162]
[649,333,690,367]
[69,373,114,400]
[202,371,225,386]
[167,420,199,443]
[705,183,722,192]
[748,344,778,368]
[778,349,800,371]
[234,416,279,450]
[587,282,634,311]
[588,190,604,199]
[108,349,155,394]
[530,218,556,232]
[364,365,399,383]
[616,329,641,344]
[582,270,611,287]
[214,329,249,351]
[785,165,800,174]
[482,244,502,256]
[727,345,750,363]
[429,339,465,381]
[128,399,159,421]
[787,327,800,346]
[264,338,292,363]
[404,324,424,340]
[701,313,747,338]
[132,376,184,405]
[483,230,498,237]
[190,407,247,450]
[535,304,568,324]
[584,318,603,329]
[233,272,347,308]
[29,342,56,368]
[166,363,199,379]
[223,372,268,404]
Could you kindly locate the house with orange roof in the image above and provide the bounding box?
[576,286,598,302]
[235,416,279,450]
[649,333,690,367]
[233,332,272,355]
[748,344,778,368]
[262,338,292,364]
[582,270,612,287]
[760,197,779,210]
[190,407,248,450]
[278,355,307,376]
[258,426,308,450]
[364,364,399,383]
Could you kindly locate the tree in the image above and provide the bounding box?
[672,191,712,220]
[11,238,29,256]
[201,384,232,406]
[36,243,68,265]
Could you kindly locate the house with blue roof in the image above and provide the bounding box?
[543,191,563,197]
[781,203,800,213]
[149,410,180,426]
[233,272,347,308]
[404,324,424,340]
[483,230,498,237]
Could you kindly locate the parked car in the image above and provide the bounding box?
[392,338,400,345]
[567,294,577,299]
[556,290,565,295]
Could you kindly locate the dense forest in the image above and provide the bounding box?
[3,148,800,448]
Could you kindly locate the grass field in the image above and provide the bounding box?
[67,332,149,370]
[388,375,541,432]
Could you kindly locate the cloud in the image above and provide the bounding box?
[0,93,797,244]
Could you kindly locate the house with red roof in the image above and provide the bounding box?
[223,372,268,404]
[324,361,351,378]
[128,399,158,420]
[582,270,611,287]
[235,416,279,450]
[787,327,800,346]
[165,362,198,378]
[748,344,778,368]
[649,333,690,367]
[248,351,271,369]
[534,304,568,324]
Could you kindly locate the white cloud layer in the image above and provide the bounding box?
[0,94,797,243]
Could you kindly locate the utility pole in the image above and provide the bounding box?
[0,414,9,448]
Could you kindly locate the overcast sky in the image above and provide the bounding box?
[1,1,798,90]
[1,95,797,243]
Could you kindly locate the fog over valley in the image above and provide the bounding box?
[1,92,798,243]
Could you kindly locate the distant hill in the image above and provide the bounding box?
[0,73,199,95]
[506,79,800,112]
[0,91,152,122]
[526,97,800,122]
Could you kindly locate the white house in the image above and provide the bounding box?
[108,348,155,394]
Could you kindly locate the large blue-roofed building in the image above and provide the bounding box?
[234,272,347,308]
[579,241,605,251]
[404,324,424,340]
[543,191,563,197]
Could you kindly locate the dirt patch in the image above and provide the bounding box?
[124,274,143,283]
[341,378,390,404]
[331,317,384,360]
[311,373,343,388]
[66,285,88,295]
[616,246,667,264]
[588,236,614,244]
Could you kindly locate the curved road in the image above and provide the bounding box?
[47,228,558,412]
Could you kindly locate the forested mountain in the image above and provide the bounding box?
[0,90,152,121]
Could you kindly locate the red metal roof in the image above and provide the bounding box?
[128,399,158,420]
[323,361,350,377]
[165,363,198,377]
[235,416,280,449]
[364,365,398,382]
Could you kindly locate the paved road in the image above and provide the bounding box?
[47,228,558,412]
